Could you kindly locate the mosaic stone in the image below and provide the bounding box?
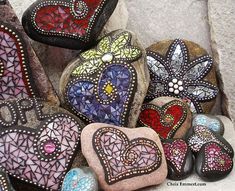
[138,98,191,139]
[196,142,234,181]
[146,39,219,114]
[0,98,84,191]
[62,167,98,191]
[0,22,38,100]
[61,30,148,128]
[187,125,234,157]
[0,171,15,191]
[81,124,167,191]
[22,0,118,49]
[162,139,194,180]
[193,114,224,135]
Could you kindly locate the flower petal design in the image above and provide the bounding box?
[80,49,102,60]
[111,32,131,53]
[184,55,213,80]
[72,59,102,76]
[186,81,218,101]
[147,53,169,80]
[146,82,166,100]
[167,39,188,75]
[115,47,142,61]
[97,36,111,53]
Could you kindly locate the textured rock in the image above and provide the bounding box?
[146,39,219,114]
[195,142,233,182]
[62,167,98,191]
[0,98,86,191]
[60,29,149,128]
[208,0,235,121]
[138,97,192,139]
[81,123,167,191]
[0,0,58,103]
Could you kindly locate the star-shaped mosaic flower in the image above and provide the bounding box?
[72,31,142,76]
[146,39,218,113]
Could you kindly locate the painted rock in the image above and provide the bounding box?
[22,0,118,50]
[60,30,149,128]
[0,0,58,103]
[162,139,194,180]
[62,167,98,191]
[193,114,224,135]
[81,123,167,191]
[0,98,86,191]
[138,97,192,139]
[195,142,234,181]
[0,171,15,191]
[146,39,219,114]
[186,125,234,157]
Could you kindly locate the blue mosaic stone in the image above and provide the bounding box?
[66,63,137,126]
[192,114,224,135]
[62,168,98,191]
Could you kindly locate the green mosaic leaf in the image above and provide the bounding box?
[115,47,142,60]
[72,59,103,76]
[111,32,130,53]
[80,49,102,60]
[97,36,111,53]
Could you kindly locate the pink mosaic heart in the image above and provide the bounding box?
[0,113,81,191]
[0,22,37,100]
[93,127,162,184]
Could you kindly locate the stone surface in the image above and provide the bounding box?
[61,167,98,191]
[81,123,167,191]
[139,97,192,139]
[192,114,224,135]
[0,0,58,103]
[0,98,86,191]
[195,142,233,182]
[60,30,149,128]
[146,39,219,114]
[162,139,194,180]
[208,0,235,121]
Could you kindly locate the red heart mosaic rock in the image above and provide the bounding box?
[138,100,188,139]
[22,0,118,49]
[196,142,234,181]
[162,139,194,180]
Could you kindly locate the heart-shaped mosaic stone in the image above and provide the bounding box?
[187,125,234,157]
[22,0,118,49]
[0,22,37,100]
[138,100,188,139]
[162,139,193,180]
[0,171,15,191]
[193,114,224,135]
[62,168,98,191]
[92,127,162,184]
[0,102,82,191]
[196,142,233,181]
[63,30,145,127]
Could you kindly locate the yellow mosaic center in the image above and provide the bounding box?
[105,84,114,95]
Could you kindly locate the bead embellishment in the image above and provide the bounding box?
[188,126,233,155]
[93,127,162,184]
[31,0,109,42]
[138,100,188,139]
[0,171,15,191]
[0,22,37,100]
[0,98,82,191]
[66,31,141,126]
[162,139,188,173]
[202,143,233,173]
[146,39,218,113]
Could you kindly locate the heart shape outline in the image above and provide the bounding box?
[0,22,38,100]
[0,113,82,191]
[65,62,137,127]
[92,127,162,184]
[138,100,188,139]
